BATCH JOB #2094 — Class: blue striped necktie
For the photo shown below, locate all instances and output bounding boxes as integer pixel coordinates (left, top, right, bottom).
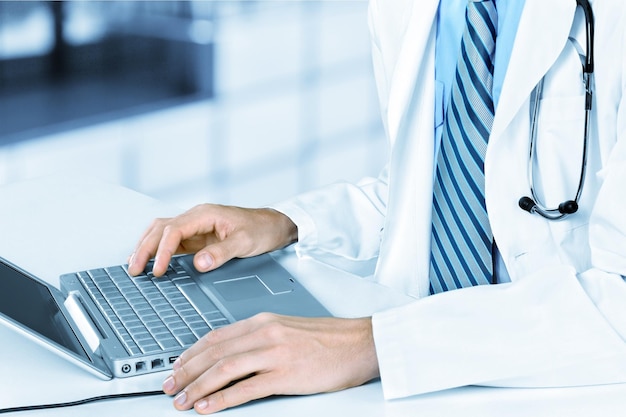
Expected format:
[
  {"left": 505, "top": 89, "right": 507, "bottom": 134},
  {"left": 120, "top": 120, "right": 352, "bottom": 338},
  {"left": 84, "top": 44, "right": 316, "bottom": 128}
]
[{"left": 429, "top": 0, "right": 497, "bottom": 294}]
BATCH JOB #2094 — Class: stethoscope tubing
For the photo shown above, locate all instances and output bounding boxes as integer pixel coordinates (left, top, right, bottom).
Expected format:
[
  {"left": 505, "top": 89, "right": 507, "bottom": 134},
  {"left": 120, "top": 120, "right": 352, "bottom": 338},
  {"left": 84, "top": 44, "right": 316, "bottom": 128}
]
[{"left": 519, "top": 0, "right": 594, "bottom": 221}]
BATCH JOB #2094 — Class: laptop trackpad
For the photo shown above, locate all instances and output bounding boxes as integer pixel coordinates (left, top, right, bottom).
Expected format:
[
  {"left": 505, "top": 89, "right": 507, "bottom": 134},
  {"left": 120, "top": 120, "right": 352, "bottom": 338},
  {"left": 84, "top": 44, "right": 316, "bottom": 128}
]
[{"left": 213, "top": 276, "right": 271, "bottom": 301}]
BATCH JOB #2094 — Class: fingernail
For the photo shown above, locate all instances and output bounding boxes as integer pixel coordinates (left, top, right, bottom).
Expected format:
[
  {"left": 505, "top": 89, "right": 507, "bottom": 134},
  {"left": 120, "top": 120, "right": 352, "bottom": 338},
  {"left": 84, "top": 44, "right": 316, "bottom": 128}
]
[
  {"left": 174, "top": 390, "right": 187, "bottom": 406},
  {"left": 196, "top": 399, "right": 208, "bottom": 411},
  {"left": 162, "top": 376, "right": 175, "bottom": 392},
  {"left": 197, "top": 253, "right": 213, "bottom": 270}
]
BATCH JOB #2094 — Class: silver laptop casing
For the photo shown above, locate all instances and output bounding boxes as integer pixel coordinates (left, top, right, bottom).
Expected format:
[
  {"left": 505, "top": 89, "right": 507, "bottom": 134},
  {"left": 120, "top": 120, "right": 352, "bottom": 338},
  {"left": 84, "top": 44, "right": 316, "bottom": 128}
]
[
  {"left": 0, "top": 257, "right": 112, "bottom": 380},
  {"left": 59, "top": 253, "right": 331, "bottom": 378}
]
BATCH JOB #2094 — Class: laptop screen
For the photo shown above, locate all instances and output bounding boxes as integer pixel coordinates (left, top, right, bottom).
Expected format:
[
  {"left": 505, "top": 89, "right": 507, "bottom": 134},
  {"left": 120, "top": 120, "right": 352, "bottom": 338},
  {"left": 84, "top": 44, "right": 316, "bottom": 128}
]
[{"left": 0, "top": 260, "right": 87, "bottom": 358}]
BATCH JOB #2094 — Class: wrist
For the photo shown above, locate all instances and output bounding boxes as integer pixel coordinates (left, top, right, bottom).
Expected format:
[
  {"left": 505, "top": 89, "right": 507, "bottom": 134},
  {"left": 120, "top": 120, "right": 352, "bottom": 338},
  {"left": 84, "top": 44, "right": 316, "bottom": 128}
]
[{"left": 263, "top": 208, "right": 298, "bottom": 249}]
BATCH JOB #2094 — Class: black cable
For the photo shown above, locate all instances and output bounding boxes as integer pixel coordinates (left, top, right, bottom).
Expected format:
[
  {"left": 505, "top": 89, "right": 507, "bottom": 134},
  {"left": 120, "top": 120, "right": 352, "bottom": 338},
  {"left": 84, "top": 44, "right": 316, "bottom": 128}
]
[{"left": 0, "top": 390, "right": 164, "bottom": 414}]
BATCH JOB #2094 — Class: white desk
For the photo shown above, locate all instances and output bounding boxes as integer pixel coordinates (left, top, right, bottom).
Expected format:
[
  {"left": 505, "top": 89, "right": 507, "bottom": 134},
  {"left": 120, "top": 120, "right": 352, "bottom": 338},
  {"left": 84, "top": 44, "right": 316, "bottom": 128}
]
[{"left": 1, "top": 175, "right": 625, "bottom": 416}]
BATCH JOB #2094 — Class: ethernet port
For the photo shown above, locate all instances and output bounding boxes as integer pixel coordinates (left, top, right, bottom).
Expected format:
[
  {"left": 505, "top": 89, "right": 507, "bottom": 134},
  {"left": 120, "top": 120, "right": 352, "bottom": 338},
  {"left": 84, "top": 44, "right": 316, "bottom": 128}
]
[{"left": 151, "top": 358, "right": 164, "bottom": 369}]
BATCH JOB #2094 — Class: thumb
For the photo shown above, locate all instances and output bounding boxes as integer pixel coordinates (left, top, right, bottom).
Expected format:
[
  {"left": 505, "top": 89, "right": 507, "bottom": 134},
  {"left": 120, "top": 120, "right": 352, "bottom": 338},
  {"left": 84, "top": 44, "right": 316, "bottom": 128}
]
[
  {"left": 193, "top": 237, "right": 244, "bottom": 272},
  {"left": 193, "top": 251, "right": 215, "bottom": 272}
]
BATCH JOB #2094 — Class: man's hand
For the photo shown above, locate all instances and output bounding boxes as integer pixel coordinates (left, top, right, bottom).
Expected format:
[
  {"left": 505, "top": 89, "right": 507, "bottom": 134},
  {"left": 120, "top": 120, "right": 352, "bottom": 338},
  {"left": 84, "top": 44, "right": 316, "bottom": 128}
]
[
  {"left": 161, "top": 313, "right": 379, "bottom": 414},
  {"left": 127, "top": 204, "right": 298, "bottom": 277}
]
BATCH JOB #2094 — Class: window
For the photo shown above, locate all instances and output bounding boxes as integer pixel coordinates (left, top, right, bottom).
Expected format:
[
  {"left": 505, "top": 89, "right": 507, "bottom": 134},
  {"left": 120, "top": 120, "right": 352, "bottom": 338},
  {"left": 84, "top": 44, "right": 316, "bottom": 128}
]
[{"left": 0, "top": 1, "right": 214, "bottom": 144}]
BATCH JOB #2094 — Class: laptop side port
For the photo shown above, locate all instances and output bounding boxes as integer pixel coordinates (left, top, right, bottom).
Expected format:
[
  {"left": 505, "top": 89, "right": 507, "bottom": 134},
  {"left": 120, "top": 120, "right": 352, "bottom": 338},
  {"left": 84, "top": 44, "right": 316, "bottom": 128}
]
[
  {"left": 136, "top": 361, "right": 146, "bottom": 372},
  {"left": 169, "top": 356, "right": 179, "bottom": 365},
  {"left": 151, "top": 358, "right": 164, "bottom": 369}
]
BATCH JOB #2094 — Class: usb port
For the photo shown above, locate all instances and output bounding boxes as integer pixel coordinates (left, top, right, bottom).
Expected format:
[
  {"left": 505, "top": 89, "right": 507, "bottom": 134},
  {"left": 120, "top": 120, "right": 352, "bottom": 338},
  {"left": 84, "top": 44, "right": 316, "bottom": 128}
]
[
  {"left": 151, "top": 358, "right": 164, "bottom": 369},
  {"left": 168, "top": 356, "right": 179, "bottom": 365}
]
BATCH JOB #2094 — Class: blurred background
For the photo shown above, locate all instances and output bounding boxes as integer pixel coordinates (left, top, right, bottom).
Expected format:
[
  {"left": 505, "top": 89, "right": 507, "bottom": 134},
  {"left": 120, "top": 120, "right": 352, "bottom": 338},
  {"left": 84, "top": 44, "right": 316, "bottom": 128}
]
[{"left": 0, "top": 0, "right": 386, "bottom": 209}]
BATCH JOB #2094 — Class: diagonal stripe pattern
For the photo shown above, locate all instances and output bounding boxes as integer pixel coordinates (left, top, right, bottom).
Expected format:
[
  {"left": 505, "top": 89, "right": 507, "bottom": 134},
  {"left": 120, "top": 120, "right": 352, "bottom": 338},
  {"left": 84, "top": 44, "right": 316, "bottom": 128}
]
[{"left": 429, "top": 0, "right": 497, "bottom": 294}]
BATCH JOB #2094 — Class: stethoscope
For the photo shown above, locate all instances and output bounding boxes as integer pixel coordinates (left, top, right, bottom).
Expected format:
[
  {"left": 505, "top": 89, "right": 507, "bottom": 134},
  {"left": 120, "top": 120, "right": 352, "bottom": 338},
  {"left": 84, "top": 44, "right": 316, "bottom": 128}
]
[{"left": 518, "top": 0, "right": 594, "bottom": 220}]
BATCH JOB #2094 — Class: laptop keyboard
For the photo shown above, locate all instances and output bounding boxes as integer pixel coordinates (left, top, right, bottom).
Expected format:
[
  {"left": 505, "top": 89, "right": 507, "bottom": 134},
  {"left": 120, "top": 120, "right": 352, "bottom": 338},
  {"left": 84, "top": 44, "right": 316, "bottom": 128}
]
[{"left": 76, "top": 257, "right": 229, "bottom": 355}]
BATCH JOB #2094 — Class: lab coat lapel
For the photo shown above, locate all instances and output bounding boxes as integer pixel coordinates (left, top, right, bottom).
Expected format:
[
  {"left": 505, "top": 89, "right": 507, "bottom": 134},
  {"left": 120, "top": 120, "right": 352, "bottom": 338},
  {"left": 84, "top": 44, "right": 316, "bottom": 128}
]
[
  {"left": 374, "top": 0, "right": 439, "bottom": 297},
  {"left": 385, "top": 0, "right": 439, "bottom": 142},
  {"left": 491, "top": 0, "right": 577, "bottom": 141}
]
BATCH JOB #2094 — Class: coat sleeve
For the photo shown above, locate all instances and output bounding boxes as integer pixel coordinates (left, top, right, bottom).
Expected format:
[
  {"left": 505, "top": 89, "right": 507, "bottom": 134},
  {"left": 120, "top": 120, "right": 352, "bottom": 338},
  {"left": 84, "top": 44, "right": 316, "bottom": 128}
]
[{"left": 270, "top": 168, "right": 388, "bottom": 277}]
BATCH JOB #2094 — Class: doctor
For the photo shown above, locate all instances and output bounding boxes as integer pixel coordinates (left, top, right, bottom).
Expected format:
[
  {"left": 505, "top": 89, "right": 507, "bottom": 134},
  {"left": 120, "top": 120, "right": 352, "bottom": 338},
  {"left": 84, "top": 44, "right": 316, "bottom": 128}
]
[{"left": 129, "top": 0, "right": 626, "bottom": 414}]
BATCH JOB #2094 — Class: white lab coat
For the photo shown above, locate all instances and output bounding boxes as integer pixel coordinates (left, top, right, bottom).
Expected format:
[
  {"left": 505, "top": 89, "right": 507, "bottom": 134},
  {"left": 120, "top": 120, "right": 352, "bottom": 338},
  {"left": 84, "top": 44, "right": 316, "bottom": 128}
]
[{"left": 273, "top": 0, "right": 626, "bottom": 399}]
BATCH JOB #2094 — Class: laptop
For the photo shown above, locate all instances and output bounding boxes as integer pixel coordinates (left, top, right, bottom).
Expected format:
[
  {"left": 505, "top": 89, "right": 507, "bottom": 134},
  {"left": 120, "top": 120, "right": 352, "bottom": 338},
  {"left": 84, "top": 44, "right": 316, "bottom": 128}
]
[{"left": 0, "top": 253, "right": 330, "bottom": 380}]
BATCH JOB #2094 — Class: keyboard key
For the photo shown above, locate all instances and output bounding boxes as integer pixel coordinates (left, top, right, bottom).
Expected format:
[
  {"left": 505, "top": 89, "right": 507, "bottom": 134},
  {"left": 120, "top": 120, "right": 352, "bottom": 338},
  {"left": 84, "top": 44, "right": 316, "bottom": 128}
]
[
  {"left": 140, "top": 343, "right": 162, "bottom": 354},
  {"left": 177, "top": 282, "right": 219, "bottom": 315},
  {"left": 128, "top": 345, "right": 142, "bottom": 355},
  {"left": 134, "top": 331, "right": 154, "bottom": 343},
  {"left": 171, "top": 263, "right": 187, "bottom": 275},
  {"left": 202, "top": 311, "right": 227, "bottom": 322},
  {"left": 158, "top": 337, "right": 181, "bottom": 349},
  {"left": 176, "top": 334, "right": 198, "bottom": 346},
  {"left": 189, "top": 323, "right": 211, "bottom": 339},
  {"left": 181, "top": 313, "right": 205, "bottom": 327}
]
